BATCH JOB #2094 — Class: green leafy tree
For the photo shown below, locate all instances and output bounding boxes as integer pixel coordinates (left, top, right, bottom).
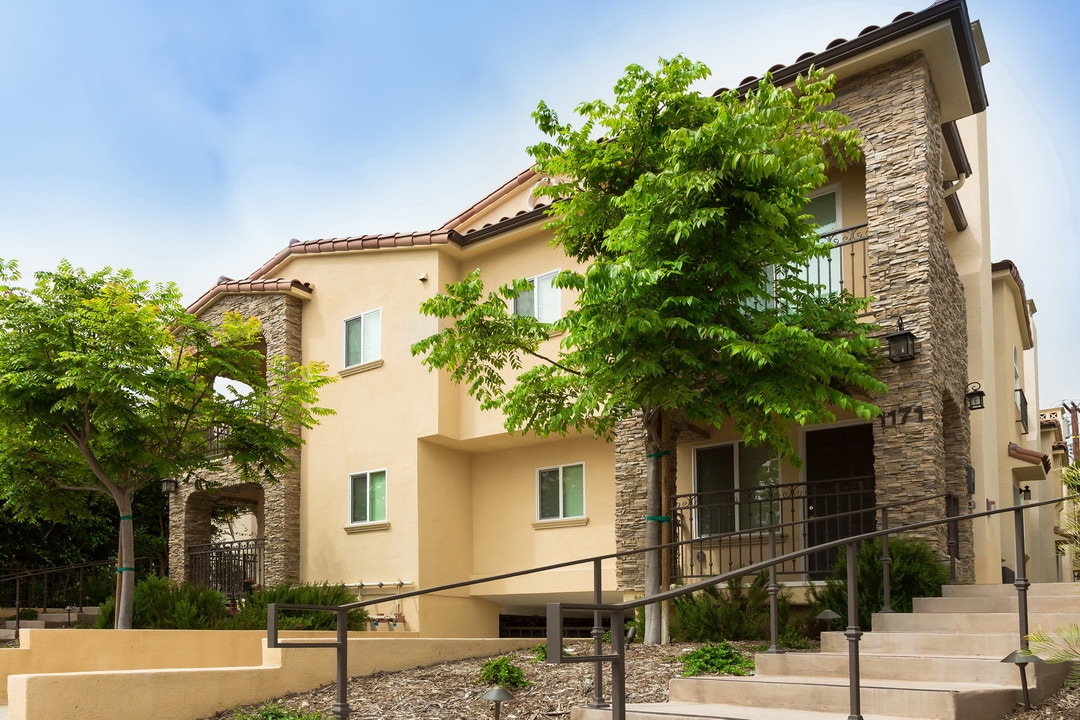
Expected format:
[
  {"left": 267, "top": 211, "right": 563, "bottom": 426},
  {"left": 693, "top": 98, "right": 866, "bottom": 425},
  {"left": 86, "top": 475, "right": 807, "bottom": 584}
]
[
  {"left": 412, "top": 57, "right": 883, "bottom": 644},
  {"left": 0, "top": 260, "right": 334, "bottom": 629}
]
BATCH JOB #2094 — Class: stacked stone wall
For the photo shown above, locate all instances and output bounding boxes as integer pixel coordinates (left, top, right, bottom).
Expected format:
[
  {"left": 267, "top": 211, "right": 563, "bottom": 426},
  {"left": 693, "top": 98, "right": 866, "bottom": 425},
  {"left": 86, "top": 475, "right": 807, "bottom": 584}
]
[
  {"left": 168, "top": 293, "right": 305, "bottom": 587},
  {"left": 836, "top": 54, "right": 973, "bottom": 580}
]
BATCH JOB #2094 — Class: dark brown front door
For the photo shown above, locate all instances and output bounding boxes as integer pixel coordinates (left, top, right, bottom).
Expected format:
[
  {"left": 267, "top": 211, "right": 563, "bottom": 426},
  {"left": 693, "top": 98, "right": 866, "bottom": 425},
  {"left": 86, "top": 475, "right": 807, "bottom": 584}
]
[{"left": 805, "top": 424, "right": 875, "bottom": 578}]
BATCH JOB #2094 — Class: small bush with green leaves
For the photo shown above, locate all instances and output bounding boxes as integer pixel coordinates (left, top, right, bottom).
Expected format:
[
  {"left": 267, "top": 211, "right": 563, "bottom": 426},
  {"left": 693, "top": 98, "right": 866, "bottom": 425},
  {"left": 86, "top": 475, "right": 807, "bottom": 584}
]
[
  {"left": 221, "top": 582, "right": 367, "bottom": 631},
  {"left": 232, "top": 703, "right": 333, "bottom": 720},
  {"left": 96, "top": 575, "right": 229, "bottom": 629},
  {"left": 669, "top": 571, "right": 797, "bottom": 643},
  {"left": 677, "top": 641, "right": 755, "bottom": 677},
  {"left": 809, "top": 537, "right": 949, "bottom": 630},
  {"left": 95, "top": 577, "right": 367, "bottom": 630},
  {"left": 478, "top": 655, "right": 530, "bottom": 689},
  {"left": 9, "top": 608, "right": 38, "bottom": 621}
]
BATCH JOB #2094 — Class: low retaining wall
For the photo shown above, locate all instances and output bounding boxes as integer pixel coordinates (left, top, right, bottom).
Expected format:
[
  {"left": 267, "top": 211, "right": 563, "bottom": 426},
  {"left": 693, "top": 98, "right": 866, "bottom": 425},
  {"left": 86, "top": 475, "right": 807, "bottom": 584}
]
[{"left": 3, "top": 630, "right": 532, "bottom": 720}]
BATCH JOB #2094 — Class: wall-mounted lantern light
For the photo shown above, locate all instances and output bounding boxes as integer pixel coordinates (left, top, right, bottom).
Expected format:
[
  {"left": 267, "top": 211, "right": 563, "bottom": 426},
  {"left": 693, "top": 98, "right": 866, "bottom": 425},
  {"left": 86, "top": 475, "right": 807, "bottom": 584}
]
[
  {"left": 885, "top": 318, "right": 916, "bottom": 362},
  {"left": 965, "top": 382, "right": 986, "bottom": 411},
  {"left": 1018, "top": 485, "right": 1031, "bottom": 502},
  {"left": 160, "top": 477, "right": 178, "bottom": 494}
]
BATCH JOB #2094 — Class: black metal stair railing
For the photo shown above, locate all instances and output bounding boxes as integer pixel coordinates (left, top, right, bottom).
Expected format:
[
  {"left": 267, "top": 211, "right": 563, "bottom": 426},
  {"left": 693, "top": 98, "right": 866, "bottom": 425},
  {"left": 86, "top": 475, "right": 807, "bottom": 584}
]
[{"left": 267, "top": 494, "right": 1068, "bottom": 720}]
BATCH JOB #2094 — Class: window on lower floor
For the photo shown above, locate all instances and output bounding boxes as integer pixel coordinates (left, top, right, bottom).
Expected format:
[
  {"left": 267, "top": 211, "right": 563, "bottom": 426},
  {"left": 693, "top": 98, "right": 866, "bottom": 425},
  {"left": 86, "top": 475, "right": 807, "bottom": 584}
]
[
  {"left": 350, "top": 469, "right": 387, "bottom": 524},
  {"left": 694, "top": 442, "right": 780, "bottom": 536},
  {"left": 537, "top": 462, "right": 584, "bottom": 520}
]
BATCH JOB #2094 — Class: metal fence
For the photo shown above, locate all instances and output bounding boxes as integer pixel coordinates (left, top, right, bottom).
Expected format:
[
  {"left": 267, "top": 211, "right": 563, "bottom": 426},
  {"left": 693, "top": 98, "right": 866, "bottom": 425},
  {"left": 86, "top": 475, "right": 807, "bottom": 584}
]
[{"left": 187, "top": 538, "right": 264, "bottom": 598}]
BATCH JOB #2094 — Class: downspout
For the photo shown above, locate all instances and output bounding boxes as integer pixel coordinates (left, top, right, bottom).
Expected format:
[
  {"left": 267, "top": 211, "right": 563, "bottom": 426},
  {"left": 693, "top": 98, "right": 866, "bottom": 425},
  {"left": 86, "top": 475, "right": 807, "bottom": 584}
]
[{"left": 943, "top": 173, "right": 967, "bottom": 198}]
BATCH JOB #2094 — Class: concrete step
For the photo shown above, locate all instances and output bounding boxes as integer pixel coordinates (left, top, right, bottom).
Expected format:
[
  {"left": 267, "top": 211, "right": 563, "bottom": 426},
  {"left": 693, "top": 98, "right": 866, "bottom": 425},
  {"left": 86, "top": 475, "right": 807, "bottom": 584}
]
[
  {"left": 576, "top": 702, "right": 934, "bottom": 720},
  {"left": 869, "top": 611, "right": 1077, "bottom": 634},
  {"left": 662, "top": 674, "right": 1021, "bottom": 720},
  {"left": 912, "top": 595, "right": 1080, "bottom": 613},
  {"left": 942, "top": 582, "right": 1080, "bottom": 598},
  {"left": 820, "top": 630, "right": 1024, "bottom": 656},
  {"left": 755, "top": 650, "right": 1066, "bottom": 687}
]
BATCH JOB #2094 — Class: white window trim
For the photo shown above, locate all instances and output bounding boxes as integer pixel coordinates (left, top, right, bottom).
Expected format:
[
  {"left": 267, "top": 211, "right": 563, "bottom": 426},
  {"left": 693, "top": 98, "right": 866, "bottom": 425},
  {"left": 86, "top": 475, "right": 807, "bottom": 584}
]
[
  {"left": 535, "top": 461, "right": 586, "bottom": 522},
  {"left": 343, "top": 308, "right": 382, "bottom": 369},
  {"left": 348, "top": 468, "right": 388, "bottom": 527},
  {"left": 511, "top": 270, "right": 561, "bottom": 323}
]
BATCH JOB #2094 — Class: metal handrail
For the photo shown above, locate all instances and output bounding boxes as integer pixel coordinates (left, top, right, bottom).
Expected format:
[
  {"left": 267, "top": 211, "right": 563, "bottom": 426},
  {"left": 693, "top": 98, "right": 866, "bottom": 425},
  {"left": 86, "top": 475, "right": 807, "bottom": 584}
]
[
  {"left": 267, "top": 494, "right": 1069, "bottom": 720},
  {"left": 548, "top": 496, "right": 1069, "bottom": 720}
]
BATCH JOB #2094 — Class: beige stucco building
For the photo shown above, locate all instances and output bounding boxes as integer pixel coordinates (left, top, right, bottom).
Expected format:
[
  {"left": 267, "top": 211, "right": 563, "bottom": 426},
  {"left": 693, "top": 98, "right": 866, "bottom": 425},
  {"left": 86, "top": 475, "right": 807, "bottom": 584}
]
[{"left": 167, "top": 0, "right": 1070, "bottom": 637}]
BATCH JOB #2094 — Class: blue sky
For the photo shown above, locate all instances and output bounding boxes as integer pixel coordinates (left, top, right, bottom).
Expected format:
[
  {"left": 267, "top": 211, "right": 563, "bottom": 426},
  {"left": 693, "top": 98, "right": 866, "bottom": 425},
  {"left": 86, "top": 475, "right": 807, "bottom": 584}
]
[{"left": 0, "top": 0, "right": 1076, "bottom": 408}]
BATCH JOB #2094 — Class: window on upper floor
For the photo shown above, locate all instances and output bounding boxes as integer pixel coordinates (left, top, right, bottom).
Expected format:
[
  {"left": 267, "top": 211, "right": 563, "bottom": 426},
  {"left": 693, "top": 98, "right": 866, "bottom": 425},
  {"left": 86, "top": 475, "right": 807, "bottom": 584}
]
[
  {"left": 537, "top": 462, "right": 584, "bottom": 521},
  {"left": 344, "top": 308, "right": 381, "bottom": 368},
  {"left": 749, "top": 188, "right": 843, "bottom": 311},
  {"left": 350, "top": 469, "right": 387, "bottom": 524},
  {"left": 694, "top": 442, "right": 780, "bottom": 536},
  {"left": 513, "top": 270, "right": 561, "bottom": 323}
]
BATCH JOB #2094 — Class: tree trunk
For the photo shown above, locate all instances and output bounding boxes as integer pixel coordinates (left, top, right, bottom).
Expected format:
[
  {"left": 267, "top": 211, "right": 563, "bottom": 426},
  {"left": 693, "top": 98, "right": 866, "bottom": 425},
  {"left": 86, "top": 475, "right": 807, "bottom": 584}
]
[
  {"left": 643, "top": 409, "right": 664, "bottom": 645},
  {"left": 112, "top": 491, "right": 136, "bottom": 629}
]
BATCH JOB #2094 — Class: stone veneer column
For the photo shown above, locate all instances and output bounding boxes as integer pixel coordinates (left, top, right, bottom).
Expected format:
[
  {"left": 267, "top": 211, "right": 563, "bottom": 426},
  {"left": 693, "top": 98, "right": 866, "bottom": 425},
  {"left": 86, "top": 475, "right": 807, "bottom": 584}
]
[
  {"left": 837, "top": 55, "right": 973, "bottom": 580},
  {"left": 614, "top": 415, "right": 648, "bottom": 593},
  {"left": 168, "top": 293, "right": 305, "bottom": 587}
]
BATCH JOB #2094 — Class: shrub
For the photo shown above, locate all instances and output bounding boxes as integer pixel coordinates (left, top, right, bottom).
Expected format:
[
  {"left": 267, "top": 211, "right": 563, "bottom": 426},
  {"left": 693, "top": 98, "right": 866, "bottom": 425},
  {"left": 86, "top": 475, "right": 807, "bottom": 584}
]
[
  {"left": 233, "top": 704, "right": 333, "bottom": 720},
  {"left": 809, "top": 536, "right": 949, "bottom": 629},
  {"left": 95, "top": 578, "right": 366, "bottom": 630},
  {"left": 96, "top": 576, "right": 228, "bottom": 629},
  {"left": 678, "top": 641, "right": 754, "bottom": 677},
  {"left": 478, "top": 655, "right": 530, "bottom": 689},
  {"left": 221, "top": 582, "right": 367, "bottom": 631},
  {"left": 10, "top": 608, "right": 38, "bottom": 621},
  {"left": 669, "top": 571, "right": 794, "bottom": 642}
]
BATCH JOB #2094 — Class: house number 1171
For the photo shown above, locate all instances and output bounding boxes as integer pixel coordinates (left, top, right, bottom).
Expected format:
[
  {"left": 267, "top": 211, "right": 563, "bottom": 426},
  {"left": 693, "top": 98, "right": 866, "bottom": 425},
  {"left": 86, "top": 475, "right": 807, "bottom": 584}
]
[{"left": 880, "top": 406, "right": 924, "bottom": 427}]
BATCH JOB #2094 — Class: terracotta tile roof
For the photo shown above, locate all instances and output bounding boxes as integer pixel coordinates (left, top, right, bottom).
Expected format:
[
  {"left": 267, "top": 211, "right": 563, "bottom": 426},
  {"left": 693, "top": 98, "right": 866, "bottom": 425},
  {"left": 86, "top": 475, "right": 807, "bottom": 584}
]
[
  {"left": 243, "top": 230, "right": 457, "bottom": 282},
  {"left": 721, "top": 0, "right": 987, "bottom": 120},
  {"left": 1008, "top": 442, "right": 1051, "bottom": 474},
  {"left": 187, "top": 277, "right": 313, "bottom": 316},
  {"left": 440, "top": 167, "right": 538, "bottom": 232}
]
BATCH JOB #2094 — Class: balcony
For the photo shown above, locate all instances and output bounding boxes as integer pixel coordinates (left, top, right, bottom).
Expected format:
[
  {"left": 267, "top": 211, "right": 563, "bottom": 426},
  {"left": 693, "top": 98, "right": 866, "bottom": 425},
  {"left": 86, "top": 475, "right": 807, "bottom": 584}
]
[{"left": 800, "top": 223, "right": 870, "bottom": 302}]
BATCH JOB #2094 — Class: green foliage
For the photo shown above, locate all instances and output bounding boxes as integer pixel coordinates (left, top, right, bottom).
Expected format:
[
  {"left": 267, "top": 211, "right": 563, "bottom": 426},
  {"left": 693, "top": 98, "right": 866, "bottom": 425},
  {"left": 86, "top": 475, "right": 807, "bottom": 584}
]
[
  {"left": 677, "top": 641, "right": 755, "bottom": 677},
  {"left": 8, "top": 608, "right": 38, "bottom": 621},
  {"left": 670, "top": 572, "right": 793, "bottom": 642},
  {"left": 95, "top": 576, "right": 229, "bottom": 629},
  {"left": 412, "top": 58, "right": 882, "bottom": 460},
  {"left": 477, "top": 655, "right": 530, "bottom": 689},
  {"left": 1029, "top": 624, "right": 1080, "bottom": 682},
  {"left": 0, "top": 259, "right": 334, "bottom": 628},
  {"left": 94, "top": 578, "right": 365, "bottom": 630},
  {"left": 232, "top": 704, "right": 333, "bottom": 720},
  {"left": 809, "top": 537, "right": 949, "bottom": 629},
  {"left": 221, "top": 582, "right": 368, "bottom": 631}
]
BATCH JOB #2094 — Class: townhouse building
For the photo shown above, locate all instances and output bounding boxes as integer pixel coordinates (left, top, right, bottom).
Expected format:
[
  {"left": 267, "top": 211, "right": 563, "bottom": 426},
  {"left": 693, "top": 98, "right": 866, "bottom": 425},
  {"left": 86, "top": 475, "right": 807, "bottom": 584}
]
[{"left": 167, "top": 0, "right": 1069, "bottom": 636}]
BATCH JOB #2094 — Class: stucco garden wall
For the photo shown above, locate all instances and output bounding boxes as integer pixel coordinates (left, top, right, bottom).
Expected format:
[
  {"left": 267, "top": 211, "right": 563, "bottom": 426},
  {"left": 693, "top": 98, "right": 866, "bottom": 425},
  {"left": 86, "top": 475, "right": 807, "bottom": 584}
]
[{"left": 4, "top": 630, "right": 530, "bottom": 720}]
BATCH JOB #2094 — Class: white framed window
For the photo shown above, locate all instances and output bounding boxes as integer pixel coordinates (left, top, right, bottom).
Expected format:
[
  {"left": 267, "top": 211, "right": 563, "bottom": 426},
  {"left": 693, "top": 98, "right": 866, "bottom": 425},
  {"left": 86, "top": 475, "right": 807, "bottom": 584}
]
[
  {"left": 537, "top": 462, "right": 585, "bottom": 520},
  {"left": 694, "top": 442, "right": 780, "bottom": 536},
  {"left": 344, "top": 309, "right": 381, "bottom": 368},
  {"left": 513, "top": 270, "right": 560, "bottom": 323},
  {"left": 349, "top": 469, "right": 387, "bottom": 524}
]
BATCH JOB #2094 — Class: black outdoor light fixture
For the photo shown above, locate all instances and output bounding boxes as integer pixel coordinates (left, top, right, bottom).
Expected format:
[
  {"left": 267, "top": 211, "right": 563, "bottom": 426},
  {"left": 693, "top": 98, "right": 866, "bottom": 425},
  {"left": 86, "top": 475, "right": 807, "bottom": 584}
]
[
  {"left": 885, "top": 318, "right": 916, "bottom": 362},
  {"left": 1018, "top": 485, "right": 1032, "bottom": 502},
  {"left": 1001, "top": 650, "right": 1042, "bottom": 709},
  {"left": 965, "top": 382, "right": 986, "bottom": 411},
  {"left": 160, "top": 477, "right": 178, "bottom": 494},
  {"left": 481, "top": 687, "right": 515, "bottom": 720}
]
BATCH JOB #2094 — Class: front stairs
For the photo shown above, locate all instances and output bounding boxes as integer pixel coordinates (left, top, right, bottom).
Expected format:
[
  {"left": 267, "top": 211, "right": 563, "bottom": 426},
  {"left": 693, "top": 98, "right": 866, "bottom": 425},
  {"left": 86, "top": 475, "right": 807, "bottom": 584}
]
[{"left": 576, "top": 583, "right": 1078, "bottom": 720}]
